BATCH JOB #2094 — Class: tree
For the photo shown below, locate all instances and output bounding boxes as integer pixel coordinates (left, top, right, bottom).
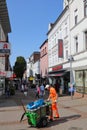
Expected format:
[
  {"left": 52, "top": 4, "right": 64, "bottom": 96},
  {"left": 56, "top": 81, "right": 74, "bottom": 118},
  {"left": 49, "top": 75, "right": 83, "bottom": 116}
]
[{"left": 13, "top": 56, "right": 26, "bottom": 81}]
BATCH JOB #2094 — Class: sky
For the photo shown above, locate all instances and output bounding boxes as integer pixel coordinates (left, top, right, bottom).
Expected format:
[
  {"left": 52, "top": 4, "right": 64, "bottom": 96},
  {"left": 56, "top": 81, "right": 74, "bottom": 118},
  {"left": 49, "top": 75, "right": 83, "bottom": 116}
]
[{"left": 6, "top": 0, "right": 63, "bottom": 66}]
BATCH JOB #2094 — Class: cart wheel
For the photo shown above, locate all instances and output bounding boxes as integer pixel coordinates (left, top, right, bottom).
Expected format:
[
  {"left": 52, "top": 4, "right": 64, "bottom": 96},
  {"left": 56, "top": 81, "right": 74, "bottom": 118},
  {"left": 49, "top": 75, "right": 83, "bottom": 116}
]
[
  {"left": 41, "top": 117, "right": 48, "bottom": 127},
  {"left": 37, "top": 117, "right": 48, "bottom": 128},
  {"left": 28, "top": 118, "right": 32, "bottom": 125}
]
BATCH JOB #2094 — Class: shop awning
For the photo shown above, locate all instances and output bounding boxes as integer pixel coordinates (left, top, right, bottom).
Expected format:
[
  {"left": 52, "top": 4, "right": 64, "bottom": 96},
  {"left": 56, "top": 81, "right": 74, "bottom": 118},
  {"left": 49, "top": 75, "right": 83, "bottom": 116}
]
[
  {"left": 9, "top": 73, "right": 16, "bottom": 80},
  {"left": 48, "top": 72, "right": 65, "bottom": 77},
  {"left": 48, "top": 69, "right": 68, "bottom": 77}
]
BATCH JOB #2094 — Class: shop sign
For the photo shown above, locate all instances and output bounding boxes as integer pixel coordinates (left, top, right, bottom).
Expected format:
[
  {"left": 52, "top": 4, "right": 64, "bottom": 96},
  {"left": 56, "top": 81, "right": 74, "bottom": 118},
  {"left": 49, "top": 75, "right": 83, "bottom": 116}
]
[
  {"left": 9, "top": 73, "right": 16, "bottom": 80},
  {"left": 52, "top": 65, "right": 62, "bottom": 71},
  {"left": 0, "top": 41, "right": 11, "bottom": 54},
  {"left": 0, "top": 71, "right": 6, "bottom": 76}
]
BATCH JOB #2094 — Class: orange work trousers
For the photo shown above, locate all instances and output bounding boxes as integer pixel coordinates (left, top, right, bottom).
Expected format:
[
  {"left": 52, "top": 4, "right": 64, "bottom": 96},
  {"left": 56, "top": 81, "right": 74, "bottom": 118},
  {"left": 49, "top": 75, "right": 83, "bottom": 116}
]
[{"left": 50, "top": 102, "right": 59, "bottom": 119}]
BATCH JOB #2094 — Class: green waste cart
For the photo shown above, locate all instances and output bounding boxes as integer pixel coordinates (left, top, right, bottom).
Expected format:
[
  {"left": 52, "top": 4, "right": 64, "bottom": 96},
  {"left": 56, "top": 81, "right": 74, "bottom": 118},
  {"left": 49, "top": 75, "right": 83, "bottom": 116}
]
[{"left": 20, "top": 101, "right": 52, "bottom": 128}]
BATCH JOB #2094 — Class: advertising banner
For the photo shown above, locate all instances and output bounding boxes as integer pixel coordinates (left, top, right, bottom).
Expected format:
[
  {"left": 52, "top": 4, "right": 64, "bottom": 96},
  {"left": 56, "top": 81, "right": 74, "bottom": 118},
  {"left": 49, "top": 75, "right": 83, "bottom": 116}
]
[{"left": 58, "top": 39, "right": 63, "bottom": 58}]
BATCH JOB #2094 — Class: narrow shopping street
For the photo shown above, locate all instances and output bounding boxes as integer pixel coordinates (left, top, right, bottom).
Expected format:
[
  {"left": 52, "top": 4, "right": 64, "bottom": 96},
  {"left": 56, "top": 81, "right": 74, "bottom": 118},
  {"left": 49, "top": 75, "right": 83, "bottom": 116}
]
[{"left": 0, "top": 88, "right": 87, "bottom": 130}]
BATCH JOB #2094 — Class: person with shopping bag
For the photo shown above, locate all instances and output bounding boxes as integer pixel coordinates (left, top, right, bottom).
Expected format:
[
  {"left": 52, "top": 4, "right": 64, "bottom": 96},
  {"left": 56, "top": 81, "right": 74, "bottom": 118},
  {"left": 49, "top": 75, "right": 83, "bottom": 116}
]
[{"left": 45, "top": 84, "right": 59, "bottom": 121}]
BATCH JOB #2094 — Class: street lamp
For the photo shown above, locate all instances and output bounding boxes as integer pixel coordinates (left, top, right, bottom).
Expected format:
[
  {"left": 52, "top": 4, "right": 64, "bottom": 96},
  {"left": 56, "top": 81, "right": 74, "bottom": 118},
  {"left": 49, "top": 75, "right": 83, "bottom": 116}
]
[
  {"left": 68, "top": 55, "right": 74, "bottom": 99},
  {"left": 66, "top": 0, "right": 74, "bottom": 99}
]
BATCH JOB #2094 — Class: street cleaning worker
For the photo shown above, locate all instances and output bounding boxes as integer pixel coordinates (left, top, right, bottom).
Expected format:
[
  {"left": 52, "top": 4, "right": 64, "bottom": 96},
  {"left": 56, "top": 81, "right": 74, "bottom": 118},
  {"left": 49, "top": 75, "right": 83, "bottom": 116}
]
[{"left": 45, "top": 84, "right": 59, "bottom": 121}]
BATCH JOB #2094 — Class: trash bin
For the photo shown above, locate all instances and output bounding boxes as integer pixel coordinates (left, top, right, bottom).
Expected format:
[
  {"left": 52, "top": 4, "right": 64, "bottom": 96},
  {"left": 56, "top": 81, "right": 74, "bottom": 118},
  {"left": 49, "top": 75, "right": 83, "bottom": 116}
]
[
  {"left": 20, "top": 100, "right": 52, "bottom": 127},
  {"left": 26, "top": 108, "right": 40, "bottom": 126}
]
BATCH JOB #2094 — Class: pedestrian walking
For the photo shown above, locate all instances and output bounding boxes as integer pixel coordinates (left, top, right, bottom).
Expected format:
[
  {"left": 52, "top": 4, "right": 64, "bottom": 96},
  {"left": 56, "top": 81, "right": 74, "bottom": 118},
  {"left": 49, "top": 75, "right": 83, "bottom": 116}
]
[
  {"left": 45, "top": 84, "right": 59, "bottom": 121},
  {"left": 5, "top": 84, "right": 10, "bottom": 97},
  {"left": 35, "top": 84, "right": 40, "bottom": 99},
  {"left": 40, "top": 83, "right": 45, "bottom": 97},
  {"left": 24, "top": 84, "right": 28, "bottom": 96},
  {"left": 21, "top": 83, "right": 24, "bottom": 92}
]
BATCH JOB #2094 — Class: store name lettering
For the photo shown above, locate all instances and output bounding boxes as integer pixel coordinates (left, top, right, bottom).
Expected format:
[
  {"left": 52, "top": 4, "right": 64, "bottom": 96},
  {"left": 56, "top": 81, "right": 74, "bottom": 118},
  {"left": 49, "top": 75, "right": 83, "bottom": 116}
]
[{"left": 52, "top": 65, "right": 62, "bottom": 71}]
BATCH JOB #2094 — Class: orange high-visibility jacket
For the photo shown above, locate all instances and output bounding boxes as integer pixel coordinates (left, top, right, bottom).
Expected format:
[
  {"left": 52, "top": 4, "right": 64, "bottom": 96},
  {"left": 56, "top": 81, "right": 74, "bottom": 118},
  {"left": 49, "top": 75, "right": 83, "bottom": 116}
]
[{"left": 49, "top": 87, "right": 58, "bottom": 102}]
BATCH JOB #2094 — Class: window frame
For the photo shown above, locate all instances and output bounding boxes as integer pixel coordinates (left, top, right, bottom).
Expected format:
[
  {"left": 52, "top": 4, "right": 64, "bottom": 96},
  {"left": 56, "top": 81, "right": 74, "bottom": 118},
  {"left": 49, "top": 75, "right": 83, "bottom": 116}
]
[
  {"left": 74, "top": 9, "right": 78, "bottom": 25},
  {"left": 84, "top": 31, "right": 87, "bottom": 49},
  {"left": 84, "top": 0, "right": 87, "bottom": 16},
  {"left": 74, "top": 36, "right": 78, "bottom": 53}
]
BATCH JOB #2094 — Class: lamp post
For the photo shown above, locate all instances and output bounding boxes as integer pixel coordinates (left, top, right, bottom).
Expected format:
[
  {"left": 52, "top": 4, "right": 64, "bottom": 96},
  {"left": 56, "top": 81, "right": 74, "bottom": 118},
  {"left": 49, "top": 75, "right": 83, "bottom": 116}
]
[
  {"left": 68, "top": 55, "right": 74, "bottom": 99},
  {"left": 67, "top": 0, "right": 74, "bottom": 99}
]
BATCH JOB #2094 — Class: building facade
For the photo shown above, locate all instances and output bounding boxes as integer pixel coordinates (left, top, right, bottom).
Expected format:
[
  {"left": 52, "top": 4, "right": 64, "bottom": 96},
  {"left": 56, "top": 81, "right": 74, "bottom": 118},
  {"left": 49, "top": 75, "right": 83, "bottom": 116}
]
[
  {"left": 46, "top": 0, "right": 87, "bottom": 96},
  {"left": 0, "top": 0, "right": 11, "bottom": 95},
  {"left": 33, "top": 59, "right": 40, "bottom": 79},
  {"left": 40, "top": 39, "right": 48, "bottom": 84},
  {"left": 47, "top": 5, "right": 70, "bottom": 94},
  {"left": 68, "top": 0, "right": 87, "bottom": 95},
  {"left": 26, "top": 52, "right": 40, "bottom": 84}
]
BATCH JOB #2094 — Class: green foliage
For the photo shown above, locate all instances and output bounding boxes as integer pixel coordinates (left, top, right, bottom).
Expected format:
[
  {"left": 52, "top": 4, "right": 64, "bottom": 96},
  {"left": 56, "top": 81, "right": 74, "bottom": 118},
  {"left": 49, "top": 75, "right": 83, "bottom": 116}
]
[{"left": 13, "top": 56, "right": 26, "bottom": 79}]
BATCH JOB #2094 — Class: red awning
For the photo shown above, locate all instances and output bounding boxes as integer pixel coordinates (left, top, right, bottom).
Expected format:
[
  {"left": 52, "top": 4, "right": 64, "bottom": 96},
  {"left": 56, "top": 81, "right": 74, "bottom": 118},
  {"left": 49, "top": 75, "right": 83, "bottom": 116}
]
[{"left": 9, "top": 73, "right": 16, "bottom": 80}]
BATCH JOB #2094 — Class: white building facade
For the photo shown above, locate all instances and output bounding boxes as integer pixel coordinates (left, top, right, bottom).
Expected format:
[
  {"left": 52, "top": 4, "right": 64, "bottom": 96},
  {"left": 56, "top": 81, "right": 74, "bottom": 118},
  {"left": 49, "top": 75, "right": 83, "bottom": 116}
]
[
  {"left": 47, "top": 0, "right": 87, "bottom": 95},
  {"left": 26, "top": 52, "right": 40, "bottom": 84},
  {"left": 26, "top": 56, "right": 34, "bottom": 81},
  {"left": 33, "top": 60, "right": 40, "bottom": 77},
  {"left": 68, "top": 0, "right": 87, "bottom": 95},
  {"left": 26, "top": 58, "right": 30, "bottom": 78},
  {"left": 47, "top": 5, "right": 70, "bottom": 93}
]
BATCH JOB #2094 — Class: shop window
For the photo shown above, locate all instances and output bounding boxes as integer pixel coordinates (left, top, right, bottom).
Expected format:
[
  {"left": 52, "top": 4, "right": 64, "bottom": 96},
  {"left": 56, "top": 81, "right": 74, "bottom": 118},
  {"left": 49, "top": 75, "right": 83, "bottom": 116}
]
[
  {"left": 75, "top": 71, "right": 83, "bottom": 86},
  {"left": 84, "top": 70, "right": 87, "bottom": 93},
  {"left": 76, "top": 70, "right": 87, "bottom": 93},
  {"left": 0, "top": 78, "right": 4, "bottom": 89}
]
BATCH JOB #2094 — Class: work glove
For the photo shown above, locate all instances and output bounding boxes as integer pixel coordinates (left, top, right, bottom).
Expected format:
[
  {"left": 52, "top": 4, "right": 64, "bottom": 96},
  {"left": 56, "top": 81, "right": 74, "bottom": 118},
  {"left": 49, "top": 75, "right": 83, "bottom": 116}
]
[{"left": 47, "top": 98, "right": 50, "bottom": 101}]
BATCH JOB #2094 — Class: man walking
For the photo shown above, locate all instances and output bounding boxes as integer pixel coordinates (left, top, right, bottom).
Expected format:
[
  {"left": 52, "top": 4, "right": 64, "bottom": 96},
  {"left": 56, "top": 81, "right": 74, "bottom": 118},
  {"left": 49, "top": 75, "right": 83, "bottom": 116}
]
[{"left": 45, "top": 84, "right": 59, "bottom": 121}]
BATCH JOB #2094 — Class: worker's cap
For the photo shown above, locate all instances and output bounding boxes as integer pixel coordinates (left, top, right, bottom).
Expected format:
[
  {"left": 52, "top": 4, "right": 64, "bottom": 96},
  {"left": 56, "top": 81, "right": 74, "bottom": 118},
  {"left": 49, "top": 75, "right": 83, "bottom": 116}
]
[{"left": 45, "top": 84, "right": 50, "bottom": 89}]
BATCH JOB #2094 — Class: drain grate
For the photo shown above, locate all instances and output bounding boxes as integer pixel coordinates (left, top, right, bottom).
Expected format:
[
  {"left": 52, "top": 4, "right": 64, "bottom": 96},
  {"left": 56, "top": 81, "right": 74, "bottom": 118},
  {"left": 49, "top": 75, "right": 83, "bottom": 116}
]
[{"left": 68, "top": 127, "right": 83, "bottom": 130}]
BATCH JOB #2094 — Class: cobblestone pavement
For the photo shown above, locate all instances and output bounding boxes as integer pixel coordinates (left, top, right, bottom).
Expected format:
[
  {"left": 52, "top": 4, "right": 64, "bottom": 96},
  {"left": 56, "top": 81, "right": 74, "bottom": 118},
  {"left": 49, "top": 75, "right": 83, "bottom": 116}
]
[{"left": 0, "top": 88, "right": 87, "bottom": 130}]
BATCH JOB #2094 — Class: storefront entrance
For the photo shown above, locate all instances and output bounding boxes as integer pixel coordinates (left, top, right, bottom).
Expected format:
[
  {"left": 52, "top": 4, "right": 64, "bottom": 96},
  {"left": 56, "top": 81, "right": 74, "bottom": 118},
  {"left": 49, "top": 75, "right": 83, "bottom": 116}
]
[{"left": 48, "top": 71, "right": 70, "bottom": 95}]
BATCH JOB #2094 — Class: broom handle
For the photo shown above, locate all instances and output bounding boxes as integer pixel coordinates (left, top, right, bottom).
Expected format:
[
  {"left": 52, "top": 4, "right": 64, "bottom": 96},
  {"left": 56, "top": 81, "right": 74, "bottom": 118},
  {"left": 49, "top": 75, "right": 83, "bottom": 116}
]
[{"left": 20, "top": 100, "right": 26, "bottom": 112}]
